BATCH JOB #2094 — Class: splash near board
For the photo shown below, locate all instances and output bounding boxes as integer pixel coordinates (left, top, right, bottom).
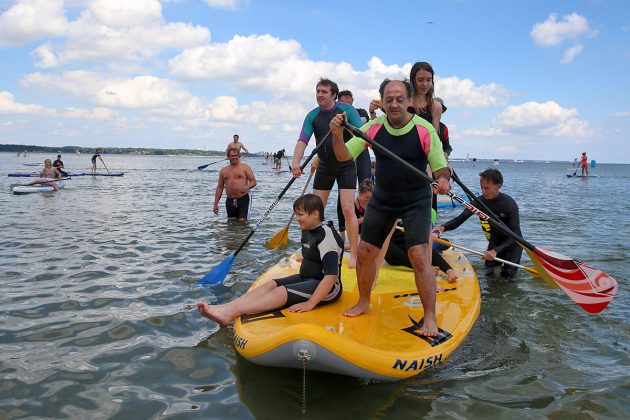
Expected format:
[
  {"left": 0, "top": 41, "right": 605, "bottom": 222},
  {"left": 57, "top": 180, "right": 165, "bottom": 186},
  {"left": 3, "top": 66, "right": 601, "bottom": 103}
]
[{"left": 232, "top": 248, "right": 480, "bottom": 381}]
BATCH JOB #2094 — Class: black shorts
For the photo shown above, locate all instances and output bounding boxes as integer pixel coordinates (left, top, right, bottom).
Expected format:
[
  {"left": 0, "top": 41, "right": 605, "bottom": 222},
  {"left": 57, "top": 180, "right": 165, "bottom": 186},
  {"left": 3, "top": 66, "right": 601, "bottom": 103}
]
[
  {"left": 313, "top": 160, "right": 357, "bottom": 191},
  {"left": 274, "top": 274, "right": 342, "bottom": 306},
  {"left": 225, "top": 193, "right": 251, "bottom": 219},
  {"left": 361, "top": 196, "right": 432, "bottom": 249}
]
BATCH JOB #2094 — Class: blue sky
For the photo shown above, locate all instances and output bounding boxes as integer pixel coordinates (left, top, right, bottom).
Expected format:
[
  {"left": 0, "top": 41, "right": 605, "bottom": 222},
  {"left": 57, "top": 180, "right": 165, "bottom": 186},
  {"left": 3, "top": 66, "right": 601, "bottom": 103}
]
[{"left": 0, "top": 0, "right": 628, "bottom": 163}]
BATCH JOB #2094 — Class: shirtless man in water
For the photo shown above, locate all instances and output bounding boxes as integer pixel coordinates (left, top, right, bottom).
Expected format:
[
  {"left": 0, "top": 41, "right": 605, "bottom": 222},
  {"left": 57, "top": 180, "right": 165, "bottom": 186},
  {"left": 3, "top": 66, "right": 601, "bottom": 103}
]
[
  {"left": 213, "top": 148, "right": 257, "bottom": 221},
  {"left": 226, "top": 134, "right": 249, "bottom": 155}
]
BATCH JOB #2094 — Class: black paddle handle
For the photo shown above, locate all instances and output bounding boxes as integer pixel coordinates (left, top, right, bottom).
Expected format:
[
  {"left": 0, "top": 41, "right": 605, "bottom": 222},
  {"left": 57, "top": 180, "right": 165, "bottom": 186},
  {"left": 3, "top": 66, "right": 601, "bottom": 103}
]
[
  {"left": 340, "top": 120, "right": 535, "bottom": 251},
  {"left": 233, "top": 131, "right": 331, "bottom": 256}
]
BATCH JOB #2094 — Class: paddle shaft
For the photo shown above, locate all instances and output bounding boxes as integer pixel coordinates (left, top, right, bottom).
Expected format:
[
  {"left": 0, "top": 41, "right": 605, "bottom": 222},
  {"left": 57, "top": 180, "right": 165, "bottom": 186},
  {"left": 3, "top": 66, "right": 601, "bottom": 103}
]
[
  {"left": 341, "top": 120, "right": 536, "bottom": 252},
  {"left": 434, "top": 238, "right": 537, "bottom": 275},
  {"left": 287, "top": 169, "right": 315, "bottom": 226},
  {"left": 198, "top": 159, "right": 228, "bottom": 170},
  {"left": 29, "top": 177, "right": 70, "bottom": 185},
  {"left": 98, "top": 156, "right": 110, "bottom": 174},
  {"left": 232, "top": 131, "right": 330, "bottom": 256}
]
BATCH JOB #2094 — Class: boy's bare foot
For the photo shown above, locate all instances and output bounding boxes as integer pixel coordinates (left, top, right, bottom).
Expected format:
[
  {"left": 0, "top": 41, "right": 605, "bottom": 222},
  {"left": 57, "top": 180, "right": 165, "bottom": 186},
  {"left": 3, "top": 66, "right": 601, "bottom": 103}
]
[
  {"left": 197, "top": 302, "right": 232, "bottom": 326},
  {"left": 446, "top": 269, "right": 458, "bottom": 283}
]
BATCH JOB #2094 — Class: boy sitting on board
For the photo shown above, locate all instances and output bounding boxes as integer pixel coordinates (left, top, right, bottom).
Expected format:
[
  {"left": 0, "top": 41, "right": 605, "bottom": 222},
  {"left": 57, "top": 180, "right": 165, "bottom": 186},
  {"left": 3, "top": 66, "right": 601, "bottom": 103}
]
[{"left": 198, "top": 194, "right": 344, "bottom": 326}]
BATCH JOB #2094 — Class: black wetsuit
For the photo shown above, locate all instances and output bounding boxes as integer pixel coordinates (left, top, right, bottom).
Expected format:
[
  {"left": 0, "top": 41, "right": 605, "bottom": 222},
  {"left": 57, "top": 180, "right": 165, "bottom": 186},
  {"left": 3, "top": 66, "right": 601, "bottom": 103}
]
[
  {"left": 274, "top": 220, "right": 344, "bottom": 306},
  {"left": 408, "top": 105, "right": 452, "bottom": 211},
  {"left": 298, "top": 103, "right": 361, "bottom": 190},
  {"left": 385, "top": 224, "right": 453, "bottom": 273},
  {"left": 443, "top": 192, "right": 523, "bottom": 278},
  {"left": 53, "top": 159, "right": 67, "bottom": 177}
]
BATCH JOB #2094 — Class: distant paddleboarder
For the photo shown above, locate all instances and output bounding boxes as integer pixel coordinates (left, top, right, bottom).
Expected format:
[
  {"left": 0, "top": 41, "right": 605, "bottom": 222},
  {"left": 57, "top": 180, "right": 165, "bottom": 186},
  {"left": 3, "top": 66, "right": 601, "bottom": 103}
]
[
  {"left": 91, "top": 148, "right": 102, "bottom": 173},
  {"left": 274, "top": 148, "right": 285, "bottom": 170},
  {"left": 226, "top": 134, "right": 249, "bottom": 155},
  {"left": 53, "top": 154, "right": 68, "bottom": 177},
  {"left": 580, "top": 152, "right": 589, "bottom": 176},
  {"left": 29, "top": 159, "right": 63, "bottom": 191}
]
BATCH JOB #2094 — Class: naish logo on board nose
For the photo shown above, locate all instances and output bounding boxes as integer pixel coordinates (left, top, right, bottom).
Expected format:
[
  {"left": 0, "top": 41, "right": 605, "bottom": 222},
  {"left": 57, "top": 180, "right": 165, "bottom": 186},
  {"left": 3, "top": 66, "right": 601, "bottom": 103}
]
[{"left": 392, "top": 354, "right": 443, "bottom": 372}]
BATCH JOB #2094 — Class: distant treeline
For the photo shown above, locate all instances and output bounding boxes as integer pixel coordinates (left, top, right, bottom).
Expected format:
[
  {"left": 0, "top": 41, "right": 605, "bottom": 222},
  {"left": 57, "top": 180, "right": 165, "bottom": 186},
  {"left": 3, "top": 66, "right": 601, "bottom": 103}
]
[{"left": 0, "top": 144, "right": 225, "bottom": 156}]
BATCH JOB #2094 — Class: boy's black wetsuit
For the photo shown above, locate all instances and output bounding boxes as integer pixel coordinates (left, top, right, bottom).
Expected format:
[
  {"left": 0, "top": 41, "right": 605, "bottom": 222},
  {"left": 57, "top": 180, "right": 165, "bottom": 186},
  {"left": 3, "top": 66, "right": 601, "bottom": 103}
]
[{"left": 274, "top": 220, "right": 344, "bottom": 306}]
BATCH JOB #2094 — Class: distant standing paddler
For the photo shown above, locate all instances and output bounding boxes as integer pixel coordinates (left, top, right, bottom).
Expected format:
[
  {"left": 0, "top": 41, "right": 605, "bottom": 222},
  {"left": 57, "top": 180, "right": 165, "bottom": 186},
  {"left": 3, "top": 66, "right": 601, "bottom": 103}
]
[
  {"left": 226, "top": 134, "right": 249, "bottom": 155},
  {"left": 581, "top": 152, "right": 589, "bottom": 176},
  {"left": 91, "top": 148, "right": 102, "bottom": 173}
]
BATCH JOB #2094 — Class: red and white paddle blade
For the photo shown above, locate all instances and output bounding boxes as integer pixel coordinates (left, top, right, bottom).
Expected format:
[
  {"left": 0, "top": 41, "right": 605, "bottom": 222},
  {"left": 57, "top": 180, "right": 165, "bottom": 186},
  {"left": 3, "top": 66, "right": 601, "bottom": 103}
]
[{"left": 530, "top": 248, "right": 618, "bottom": 314}]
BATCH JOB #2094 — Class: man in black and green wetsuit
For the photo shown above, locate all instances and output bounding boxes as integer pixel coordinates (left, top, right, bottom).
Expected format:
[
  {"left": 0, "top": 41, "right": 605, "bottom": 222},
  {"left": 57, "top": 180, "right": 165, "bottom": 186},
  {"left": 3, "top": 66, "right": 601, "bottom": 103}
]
[
  {"left": 291, "top": 78, "right": 363, "bottom": 268},
  {"left": 330, "top": 79, "right": 451, "bottom": 338}
]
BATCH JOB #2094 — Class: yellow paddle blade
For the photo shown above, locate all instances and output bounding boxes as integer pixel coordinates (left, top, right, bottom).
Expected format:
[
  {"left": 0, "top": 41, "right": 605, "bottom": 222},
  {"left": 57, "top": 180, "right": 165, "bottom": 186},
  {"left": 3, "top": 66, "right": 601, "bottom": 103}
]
[
  {"left": 522, "top": 265, "right": 541, "bottom": 278},
  {"left": 267, "top": 225, "right": 289, "bottom": 249}
]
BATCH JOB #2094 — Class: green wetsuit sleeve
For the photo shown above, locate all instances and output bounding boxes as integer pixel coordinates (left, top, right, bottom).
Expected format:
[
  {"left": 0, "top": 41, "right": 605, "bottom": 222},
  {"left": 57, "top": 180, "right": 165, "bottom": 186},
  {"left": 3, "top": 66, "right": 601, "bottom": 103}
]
[
  {"left": 346, "top": 137, "right": 366, "bottom": 160},
  {"left": 345, "top": 117, "right": 383, "bottom": 160},
  {"left": 427, "top": 128, "right": 447, "bottom": 171}
]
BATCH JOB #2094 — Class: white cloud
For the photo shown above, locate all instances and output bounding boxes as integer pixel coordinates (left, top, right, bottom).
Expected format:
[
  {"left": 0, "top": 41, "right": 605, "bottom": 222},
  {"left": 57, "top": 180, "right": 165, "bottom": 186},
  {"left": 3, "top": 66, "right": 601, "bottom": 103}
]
[
  {"left": 0, "top": 0, "right": 69, "bottom": 47},
  {"left": 0, "top": 90, "right": 122, "bottom": 124},
  {"left": 0, "top": 91, "right": 49, "bottom": 115},
  {"left": 561, "top": 44, "right": 584, "bottom": 63},
  {"left": 531, "top": 13, "right": 596, "bottom": 47},
  {"left": 461, "top": 127, "right": 506, "bottom": 138},
  {"left": 543, "top": 118, "right": 594, "bottom": 137},
  {"left": 19, "top": 70, "right": 311, "bottom": 135},
  {"left": 170, "top": 36, "right": 510, "bottom": 111},
  {"left": 88, "top": 0, "right": 162, "bottom": 28},
  {"left": 494, "top": 101, "right": 578, "bottom": 128},
  {"left": 204, "top": 0, "right": 240, "bottom": 10},
  {"left": 61, "top": 107, "right": 117, "bottom": 120},
  {"left": 22, "top": 71, "right": 193, "bottom": 109},
  {"left": 490, "top": 101, "right": 594, "bottom": 138},
  {"left": 610, "top": 111, "right": 630, "bottom": 117},
  {"left": 437, "top": 77, "right": 510, "bottom": 108},
  {"left": 12, "top": 0, "right": 211, "bottom": 68}
]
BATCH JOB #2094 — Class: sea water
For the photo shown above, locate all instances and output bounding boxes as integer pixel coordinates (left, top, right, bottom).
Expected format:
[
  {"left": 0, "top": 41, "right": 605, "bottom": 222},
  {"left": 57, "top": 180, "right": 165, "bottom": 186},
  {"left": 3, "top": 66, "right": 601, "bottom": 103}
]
[{"left": 1, "top": 153, "right": 628, "bottom": 418}]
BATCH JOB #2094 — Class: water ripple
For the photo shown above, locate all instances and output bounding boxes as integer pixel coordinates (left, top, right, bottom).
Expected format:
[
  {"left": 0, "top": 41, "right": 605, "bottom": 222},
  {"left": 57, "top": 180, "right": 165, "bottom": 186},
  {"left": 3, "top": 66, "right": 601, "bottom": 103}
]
[{"left": 1, "top": 155, "right": 628, "bottom": 418}]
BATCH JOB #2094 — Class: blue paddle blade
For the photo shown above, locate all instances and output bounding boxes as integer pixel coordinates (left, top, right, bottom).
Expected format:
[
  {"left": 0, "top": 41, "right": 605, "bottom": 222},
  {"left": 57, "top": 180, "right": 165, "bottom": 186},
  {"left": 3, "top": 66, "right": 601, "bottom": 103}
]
[
  {"left": 197, "top": 164, "right": 209, "bottom": 170},
  {"left": 197, "top": 255, "right": 235, "bottom": 285}
]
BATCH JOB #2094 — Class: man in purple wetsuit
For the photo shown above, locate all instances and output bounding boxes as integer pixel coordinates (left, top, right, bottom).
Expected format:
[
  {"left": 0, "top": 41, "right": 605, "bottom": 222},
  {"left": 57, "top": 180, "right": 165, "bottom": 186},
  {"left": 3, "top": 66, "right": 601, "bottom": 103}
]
[{"left": 291, "top": 78, "right": 363, "bottom": 268}]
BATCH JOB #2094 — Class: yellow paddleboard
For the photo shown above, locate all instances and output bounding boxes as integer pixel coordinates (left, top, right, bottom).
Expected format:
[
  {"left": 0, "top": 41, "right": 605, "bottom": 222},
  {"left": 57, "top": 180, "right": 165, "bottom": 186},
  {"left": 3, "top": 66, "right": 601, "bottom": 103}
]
[{"left": 233, "top": 248, "right": 480, "bottom": 381}]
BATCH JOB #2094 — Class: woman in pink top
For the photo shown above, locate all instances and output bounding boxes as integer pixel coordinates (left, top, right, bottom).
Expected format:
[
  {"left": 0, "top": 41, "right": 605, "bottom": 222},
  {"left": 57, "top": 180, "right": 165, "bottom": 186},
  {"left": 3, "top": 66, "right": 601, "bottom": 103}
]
[{"left": 30, "top": 159, "right": 63, "bottom": 191}]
